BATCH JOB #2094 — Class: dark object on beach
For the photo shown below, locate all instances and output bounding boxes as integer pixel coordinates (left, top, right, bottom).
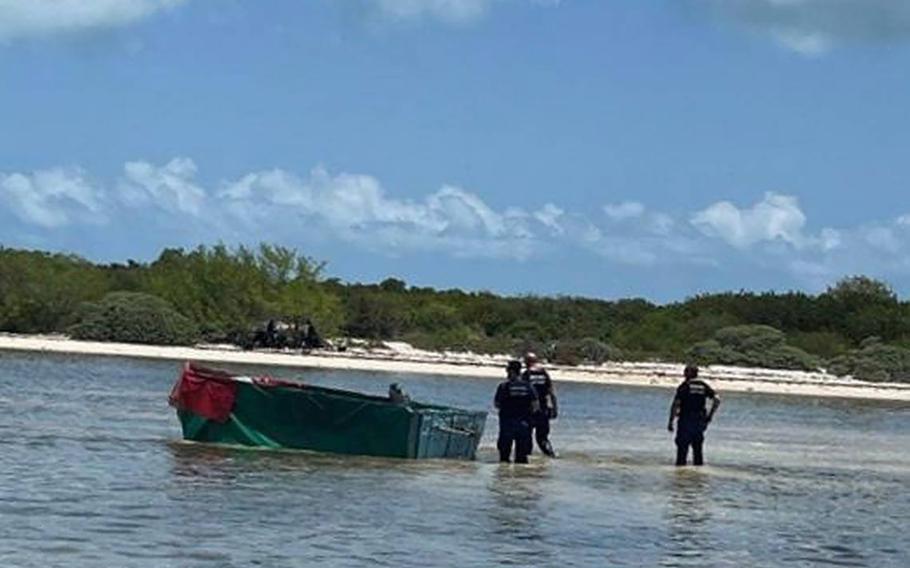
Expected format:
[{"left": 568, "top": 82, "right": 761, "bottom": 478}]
[
  {"left": 230, "top": 318, "right": 325, "bottom": 351},
  {"left": 169, "top": 363, "right": 487, "bottom": 460}
]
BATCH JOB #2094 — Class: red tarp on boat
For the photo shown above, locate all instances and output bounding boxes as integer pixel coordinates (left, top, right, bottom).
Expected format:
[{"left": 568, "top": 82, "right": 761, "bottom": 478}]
[{"left": 168, "top": 363, "right": 238, "bottom": 423}]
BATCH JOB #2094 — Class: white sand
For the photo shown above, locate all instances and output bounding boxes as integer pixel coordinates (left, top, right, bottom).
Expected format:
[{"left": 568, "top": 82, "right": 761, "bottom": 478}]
[{"left": 1, "top": 333, "right": 909, "bottom": 402}]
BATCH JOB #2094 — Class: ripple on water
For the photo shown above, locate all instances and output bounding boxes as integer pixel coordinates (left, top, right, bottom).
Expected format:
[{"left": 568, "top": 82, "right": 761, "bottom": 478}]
[{"left": 0, "top": 353, "right": 908, "bottom": 567}]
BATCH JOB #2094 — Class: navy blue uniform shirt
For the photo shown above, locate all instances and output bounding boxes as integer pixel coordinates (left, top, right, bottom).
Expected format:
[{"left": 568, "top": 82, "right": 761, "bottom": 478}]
[
  {"left": 522, "top": 367, "right": 552, "bottom": 406},
  {"left": 495, "top": 380, "right": 538, "bottom": 421},
  {"left": 674, "top": 379, "right": 716, "bottom": 424}
]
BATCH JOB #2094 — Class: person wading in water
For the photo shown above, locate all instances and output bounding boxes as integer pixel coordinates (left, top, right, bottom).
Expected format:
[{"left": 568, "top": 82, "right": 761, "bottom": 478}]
[
  {"left": 522, "top": 352, "right": 558, "bottom": 457},
  {"left": 667, "top": 365, "right": 721, "bottom": 466},
  {"left": 494, "top": 360, "right": 539, "bottom": 463}
]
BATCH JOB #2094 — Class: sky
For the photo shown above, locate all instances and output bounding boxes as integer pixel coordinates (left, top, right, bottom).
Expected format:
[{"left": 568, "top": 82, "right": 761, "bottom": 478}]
[{"left": 1, "top": 0, "right": 910, "bottom": 302}]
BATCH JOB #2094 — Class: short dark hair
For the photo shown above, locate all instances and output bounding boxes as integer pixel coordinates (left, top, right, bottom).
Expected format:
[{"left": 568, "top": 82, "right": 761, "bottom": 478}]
[
  {"left": 684, "top": 365, "right": 699, "bottom": 379},
  {"left": 507, "top": 360, "right": 523, "bottom": 374}
]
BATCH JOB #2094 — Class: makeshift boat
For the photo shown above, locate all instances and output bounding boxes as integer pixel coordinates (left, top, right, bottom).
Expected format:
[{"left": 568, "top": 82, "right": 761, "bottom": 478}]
[{"left": 168, "top": 363, "right": 487, "bottom": 460}]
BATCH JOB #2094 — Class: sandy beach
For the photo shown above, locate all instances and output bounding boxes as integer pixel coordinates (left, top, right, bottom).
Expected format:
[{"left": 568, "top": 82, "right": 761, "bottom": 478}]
[{"left": 1, "top": 333, "right": 908, "bottom": 402}]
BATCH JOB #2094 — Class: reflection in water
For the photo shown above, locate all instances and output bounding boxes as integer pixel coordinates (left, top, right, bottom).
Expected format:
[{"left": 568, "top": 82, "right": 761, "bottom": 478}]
[
  {"left": 485, "top": 464, "right": 554, "bottom": 565},
  {"left": 663, "top": 469, "right": 713, "bottom": 566}
]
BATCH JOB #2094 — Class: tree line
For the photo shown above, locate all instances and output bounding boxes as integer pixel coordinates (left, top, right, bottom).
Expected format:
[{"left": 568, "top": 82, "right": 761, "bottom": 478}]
[{"left": 2, "top": 244, "right": 910, "bottom": 382}]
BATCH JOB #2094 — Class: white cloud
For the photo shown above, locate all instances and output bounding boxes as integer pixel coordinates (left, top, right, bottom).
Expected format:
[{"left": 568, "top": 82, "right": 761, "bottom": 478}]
[
  {"left": 369, "top": 0, "right": 491, "bottom": 23},
  {"left": 0, "top": 0, "right": 187, "bottom": 42},
  {"left": 218, "top": 165, "right": 535, "bottom": 259},
  {"left": 10, "top": 157, "right": 910, "bottom": 284},
  {"left": 534, "top": 203, "right": 565, "bottom": 235},
  {"left": 691, "top": 192, "right": 823, "bottom": 248},
  {"left": 0, "top": 167, "right": 104, "bottom": 228},
  {"left": 698, "top": 0, "right": 910, "bottom": 55},
  {"left": 360, "top": 0, "right": 559, "bottom": 24},
  {"left": 604, "top": 201, "right": 645, "bottom": 221},
  {"left": 119, "top": 158, "right": 206, "bottom": 216}
]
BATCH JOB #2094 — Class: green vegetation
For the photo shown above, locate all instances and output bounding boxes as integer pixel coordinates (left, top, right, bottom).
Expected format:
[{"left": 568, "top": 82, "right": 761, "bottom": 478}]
[
  {"left": 69, "top": 292, "right": 198, "bottom": 345},
  {"left": 3, "top": 245, "right": 910, "bottom": 381},
  {"left": 827, "top": 338, "right": 910, "bottom": 383},
  {"left": 686, "top": 325, "right": 820, "bottom": 372}
]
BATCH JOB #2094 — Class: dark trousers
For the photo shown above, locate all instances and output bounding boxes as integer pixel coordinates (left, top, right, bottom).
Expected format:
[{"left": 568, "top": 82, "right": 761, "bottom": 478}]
[
  {"left": 498, "top": 418, "right": 532, "bottom": 463},
  {"left": 531, "top": 413, "right": 555, "bottom": 457},
  {"left": 675, "top": 421, "right": 705, "bottom": 466}
]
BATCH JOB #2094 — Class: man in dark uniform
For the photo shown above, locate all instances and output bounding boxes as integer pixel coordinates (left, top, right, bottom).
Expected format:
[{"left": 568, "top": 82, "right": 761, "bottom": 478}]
[
  {"left": 667, "top": 365, "right": 721, "bottom": 466},
  {"left": 522, "top": 352, "right": 558, "bottom": 457},
  {"left": 494, "top": 360, "right": 539, "bottom": 463}
]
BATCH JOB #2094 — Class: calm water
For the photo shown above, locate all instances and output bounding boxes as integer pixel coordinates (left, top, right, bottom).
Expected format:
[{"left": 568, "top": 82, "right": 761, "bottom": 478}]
[{"left": 0, "top": 353, "right": 908, "bottom": 567}]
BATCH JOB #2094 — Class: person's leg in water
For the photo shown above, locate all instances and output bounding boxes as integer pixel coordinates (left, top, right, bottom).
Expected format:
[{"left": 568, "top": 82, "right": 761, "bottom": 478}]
[
  {"left": 515, "top": 420, "right": 532, "bottom": 464},
  {"left": 675, "top": 427, "right": 692, "bottom": 466},
  {"left": 534, "top": 414, "right": 556, "bottom": 457},
  {"left": 691, "top": 432, "right": 705, "bottom": 466},
  {"left": 497, "top": 420, "right": 515, "bottom": 463}
]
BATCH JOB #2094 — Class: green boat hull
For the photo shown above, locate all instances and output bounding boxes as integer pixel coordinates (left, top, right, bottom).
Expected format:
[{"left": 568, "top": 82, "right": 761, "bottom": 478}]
[{"left": 176, "top": 379, "right": 487, "bottom": 460}]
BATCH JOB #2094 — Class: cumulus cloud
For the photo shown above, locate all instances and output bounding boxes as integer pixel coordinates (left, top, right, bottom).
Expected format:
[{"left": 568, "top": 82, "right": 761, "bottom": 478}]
[
  {"left": 218, "top": 166, "right": 535, "bottom": 259},
  {"left": 119, "top": 158, "right": 206, "bottom": 216},
  {"left": 0, "top": 167, "right": 105, "bottom": 228},
  {"left": 697, "top": 0, "right": 910, "bottom": 55},
  {"left": 692, "top": 192, "right": 822, "bottom": 248},
  {"left": 0, "top": 0, "right": 188, "bottom": 42},
  {"left": 9, "top": 157, "right": 910, "bottom": 284}
]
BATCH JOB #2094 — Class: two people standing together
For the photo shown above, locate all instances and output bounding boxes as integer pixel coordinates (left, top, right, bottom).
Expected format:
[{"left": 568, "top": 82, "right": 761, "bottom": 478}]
[
  {"left": 494, "top": 352, "right": 558, "bottom": 464},
  {"left": 495, "top": 358, "right": 721, "bottom": 466}
]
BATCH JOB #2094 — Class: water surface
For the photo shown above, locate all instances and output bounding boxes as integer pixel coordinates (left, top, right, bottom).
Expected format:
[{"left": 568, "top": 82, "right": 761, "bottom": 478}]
[{"left": 0, "top": 353, "right": 907, "bottom": 567}]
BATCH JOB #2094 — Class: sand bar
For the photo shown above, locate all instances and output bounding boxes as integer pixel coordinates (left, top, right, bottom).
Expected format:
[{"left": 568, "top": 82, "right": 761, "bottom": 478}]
[{"left": 1, "top": 333, "right": 909, "bottom": 402}]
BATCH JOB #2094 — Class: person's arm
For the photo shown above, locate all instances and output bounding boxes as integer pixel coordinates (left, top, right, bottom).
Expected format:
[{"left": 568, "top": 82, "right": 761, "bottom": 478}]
[
  {"left": 547, "top": 376, "right": 558, "bottom": 419},
  {"left": 529, "top": 384, "right": 541, "bottom": 414},
  {"left": 706, "top": 395, "right": 721, "bottom": 424},
  {"left": 667, "top": 397, "right": 680, "bottom": 432},
  {"left": 494, "top": 384, "right": 503, "bottom": 409}
]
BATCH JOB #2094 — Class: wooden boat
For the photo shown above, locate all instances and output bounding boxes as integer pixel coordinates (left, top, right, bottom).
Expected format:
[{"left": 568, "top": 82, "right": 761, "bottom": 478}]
[{"left": 168, "top": 363, "right": 486, "bottom": 460}]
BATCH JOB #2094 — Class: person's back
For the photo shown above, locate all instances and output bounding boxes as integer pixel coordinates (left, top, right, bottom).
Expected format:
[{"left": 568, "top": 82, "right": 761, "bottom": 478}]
[
  {"left": 676, "top": 378, "right": 713, "bottom": 424},
  {"left": 668, "top": 365, "right": 720, "bottom": 466},
  {"left": 495, "top": 360, "right": 538, "bottom": 463}
]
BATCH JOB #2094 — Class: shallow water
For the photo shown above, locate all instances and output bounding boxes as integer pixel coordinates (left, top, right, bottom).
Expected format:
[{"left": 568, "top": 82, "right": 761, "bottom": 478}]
[{"left": 0, "top": 353, "right": 908, "bottom": 567}]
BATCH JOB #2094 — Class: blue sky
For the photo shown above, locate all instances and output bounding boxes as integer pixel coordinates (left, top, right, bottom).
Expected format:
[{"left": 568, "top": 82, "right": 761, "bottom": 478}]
[{"left": 2, "top": 0, "right": 910, "bottom": 301}]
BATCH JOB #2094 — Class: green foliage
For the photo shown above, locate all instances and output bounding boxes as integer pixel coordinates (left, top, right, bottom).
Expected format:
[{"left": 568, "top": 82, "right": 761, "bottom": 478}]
[
  {"left": 69, "top": 292, "right": 198, "bottom": 345},
  {"left": 686, "top": 325, "right": 821, "bottom": 371},
  {"left": 0, "top": 249, "right": 109, "bottom": 333},
  {"left": 5, "top": 244, "right": 910, "bottom": 375},
  {"left": 787, "top": 331, "right": 850, "bottom": 360},
  {"left": 827, "top": 337, "right": 910, "bottom": 383}
]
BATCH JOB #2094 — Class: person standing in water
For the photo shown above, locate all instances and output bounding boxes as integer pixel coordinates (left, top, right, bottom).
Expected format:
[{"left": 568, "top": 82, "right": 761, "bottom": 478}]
[
  {"left": 667, "top": 365, "right": 721, "bottom": 466},
  {"left": 494, "top": 360, "right": 539, "bottom": 463},
  {"left": 522, "top": 352, "right": 558, "bottom": 457}
]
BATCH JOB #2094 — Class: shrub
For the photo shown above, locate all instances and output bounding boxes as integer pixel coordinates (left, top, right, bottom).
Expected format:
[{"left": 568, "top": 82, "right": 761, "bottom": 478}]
[
  {"left": 686, "top": 325, "right": 820, "bottom": 371},
  {"left": 827, "top": 337, "right": 910, "bottom": 383},
  {"left": 69, "top": 292, "right": 198, "bottom": 345}
]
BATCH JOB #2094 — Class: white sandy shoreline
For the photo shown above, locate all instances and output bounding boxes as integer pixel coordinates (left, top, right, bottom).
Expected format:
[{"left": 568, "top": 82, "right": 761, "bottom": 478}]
[{"left": 1, "top": 333, "right": 909, "bottom": 402}]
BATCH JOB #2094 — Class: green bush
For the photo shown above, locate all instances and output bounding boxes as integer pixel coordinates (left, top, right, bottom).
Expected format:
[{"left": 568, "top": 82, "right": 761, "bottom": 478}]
[
  {"left": 686, "top": 325, "right": 820, "bottom": 371},
  {"left": 69, "top": 292, "right": 198, "bottom": 345},
  {"left": 827, "top": 337, "right": 910, "bottom": 383}
]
